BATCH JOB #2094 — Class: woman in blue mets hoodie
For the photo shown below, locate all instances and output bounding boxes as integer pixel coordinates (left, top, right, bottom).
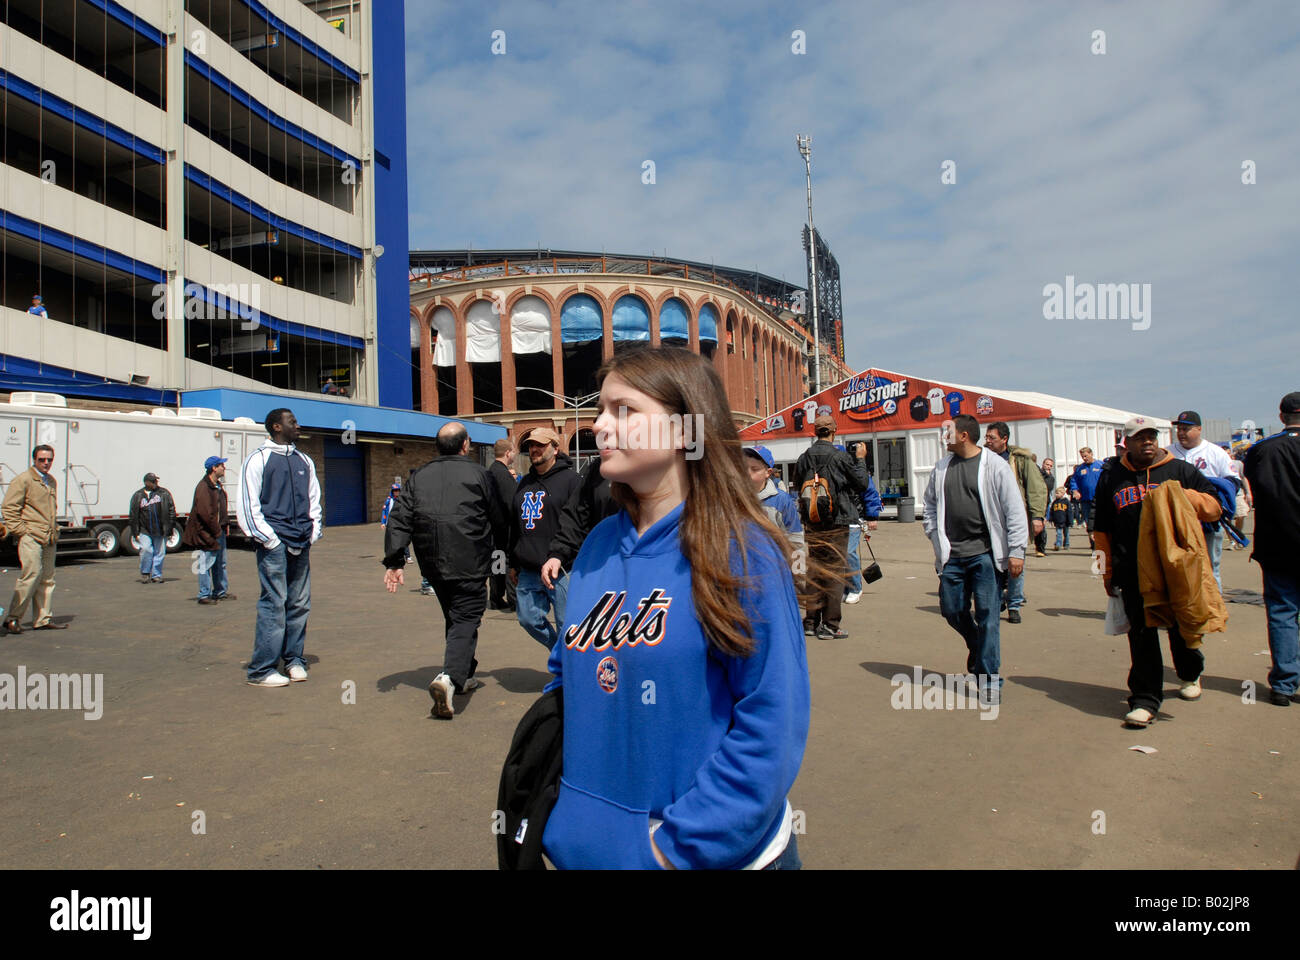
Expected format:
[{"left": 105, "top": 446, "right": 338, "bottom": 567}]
[{"left": 541, "top": 346, "right": 811, "bottom": 870}]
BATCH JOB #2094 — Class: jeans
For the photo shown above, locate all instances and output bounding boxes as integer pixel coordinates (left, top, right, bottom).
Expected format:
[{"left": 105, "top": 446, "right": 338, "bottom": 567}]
[
  {"left": 516, "top": 567, "right": 569, "bottom": 650},
  {"left": 197, "top": 535, "right": 229, "bottom": 599},
  {"left": 938, "top": 551, "right": 1002, "bottom": 689},
  {"left": 1121, "top": 584, "right": 1202, "bottom": 712},
  {"left": 761, "top": 834, "right": 802, "bottom": 871},
  {"left": 1054, "top": 525, "right": 1070, "bottom": 548},
  {"left": 999, "top": 566, "right": 1026, "bottom": 612},
  {"left": 430, "top": 577, "right": 487, "bottom": 689},
  {"left": 248, "top": 543, "right": 311, "bottom": 680},
  {"left": 1206, "top": 525, "right": 1224, "bottom": 591},
  {"left": 845, "top": 525, "right": 862, "bottom": 594},
  {"left": 138, "top": 532, "right": 166, "bottom": 578},
  {"left": 1262, "top": 566, "right": 1300, "bottom": 696}
]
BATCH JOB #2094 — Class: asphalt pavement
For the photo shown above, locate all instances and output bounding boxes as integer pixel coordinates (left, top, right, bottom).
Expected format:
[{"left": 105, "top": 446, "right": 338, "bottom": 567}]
[{"left": 0, "top": 517, "right": 1293, "bottom": 869}]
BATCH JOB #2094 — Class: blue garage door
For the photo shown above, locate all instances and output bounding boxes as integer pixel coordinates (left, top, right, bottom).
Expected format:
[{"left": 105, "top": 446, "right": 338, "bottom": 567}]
[{"left": 323, "top": 437, "right": 366, "bottom": 526}]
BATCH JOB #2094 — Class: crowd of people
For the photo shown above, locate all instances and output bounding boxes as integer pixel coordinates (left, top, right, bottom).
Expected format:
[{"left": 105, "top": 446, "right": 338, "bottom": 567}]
[{"left": 2, "top": 346, "right": 1296, "bottom": 868}]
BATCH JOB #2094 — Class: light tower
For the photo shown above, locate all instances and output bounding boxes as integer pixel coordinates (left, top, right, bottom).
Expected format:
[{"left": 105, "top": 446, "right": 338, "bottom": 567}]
[{"left": 796, "top": 134, "right": 821, "bottom": 395}]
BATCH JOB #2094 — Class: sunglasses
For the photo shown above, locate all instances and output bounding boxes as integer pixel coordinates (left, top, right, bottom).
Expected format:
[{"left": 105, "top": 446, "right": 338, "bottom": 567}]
[{"left": 35, "top": 457, "right": 54, "bottom": 463}]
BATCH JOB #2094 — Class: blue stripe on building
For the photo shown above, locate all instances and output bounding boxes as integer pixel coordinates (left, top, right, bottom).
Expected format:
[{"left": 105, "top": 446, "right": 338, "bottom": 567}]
[
  {"left": 370, "top": 0, "right": 412, "bottom": 408},
  {"left": 0, "top": 208, "right": 165, "bottom": 283},
  {"left": 183, "top": 166, "right": 364, "bottom": 259},
  {"left": 0, "top": 70, "right": 166, "bottom": 164},
  {"left": 185, "top": 54, "right": 361, "bottom": 169}
]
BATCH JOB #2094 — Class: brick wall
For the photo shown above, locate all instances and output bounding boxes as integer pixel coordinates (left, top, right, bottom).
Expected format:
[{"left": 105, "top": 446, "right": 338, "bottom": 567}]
[{"left": 365, "top": 440, "right": 439, "bottom": 521}]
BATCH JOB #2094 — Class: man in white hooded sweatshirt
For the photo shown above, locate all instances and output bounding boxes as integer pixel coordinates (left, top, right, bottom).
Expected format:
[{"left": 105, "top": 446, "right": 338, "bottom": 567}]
[{"left": 922, "top": 413, "right": 1028, "bottom": 705}]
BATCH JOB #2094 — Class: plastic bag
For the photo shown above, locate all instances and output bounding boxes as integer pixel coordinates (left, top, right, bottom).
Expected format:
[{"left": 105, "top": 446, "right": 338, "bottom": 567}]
[{"left": 1104, "top": 595, "right": 1130, "bottom": 635}]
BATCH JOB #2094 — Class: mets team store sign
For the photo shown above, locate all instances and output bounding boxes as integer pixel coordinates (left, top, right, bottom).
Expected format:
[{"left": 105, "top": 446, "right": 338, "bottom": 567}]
[{"left": 739, "top": 368, "right": 1053, "bottom": 441}]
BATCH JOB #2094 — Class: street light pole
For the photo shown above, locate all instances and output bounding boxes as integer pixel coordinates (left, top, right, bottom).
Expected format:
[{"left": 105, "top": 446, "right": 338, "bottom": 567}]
[
  {"left": 515, "top": 386, "right": 600, "bottom": 467},
  {"left": 796, "top": 134, "right": 821, "bottom": 395}
]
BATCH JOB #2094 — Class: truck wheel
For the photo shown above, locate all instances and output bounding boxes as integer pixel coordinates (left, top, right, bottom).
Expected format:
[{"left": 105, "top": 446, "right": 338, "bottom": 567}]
[
  {"left": 91, "top": 523, "right": 122, "bottom": 558},
  {"left": 122, "top": 533, "right": 141, "bottom": 556},
  {"left": 167, "top": 527, "right": 182, "bottom": 550}
]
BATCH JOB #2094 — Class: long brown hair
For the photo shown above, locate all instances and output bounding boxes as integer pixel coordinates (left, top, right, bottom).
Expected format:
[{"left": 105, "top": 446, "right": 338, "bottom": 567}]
[{"left": 597, "top": 347, "right": 840, "bottom": 657}]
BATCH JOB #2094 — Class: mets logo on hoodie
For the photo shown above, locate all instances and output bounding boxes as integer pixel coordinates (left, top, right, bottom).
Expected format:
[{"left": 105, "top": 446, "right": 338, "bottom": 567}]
[
  {"left": 564, "top": 589, "right": 673, "bottom": 652},
  {"left": 520, "top": 490, "right": 546, "bottom": 529}
]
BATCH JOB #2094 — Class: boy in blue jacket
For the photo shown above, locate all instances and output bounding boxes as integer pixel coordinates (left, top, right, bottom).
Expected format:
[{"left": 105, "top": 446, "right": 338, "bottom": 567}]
[{"left": 1049, "top": 487, "right": 1072, "bottom": 550}]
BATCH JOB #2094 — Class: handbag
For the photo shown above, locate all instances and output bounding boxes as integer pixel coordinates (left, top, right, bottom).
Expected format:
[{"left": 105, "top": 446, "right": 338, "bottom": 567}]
[{"left": 861, "top": 536, "right": 883, "bottom": 584}]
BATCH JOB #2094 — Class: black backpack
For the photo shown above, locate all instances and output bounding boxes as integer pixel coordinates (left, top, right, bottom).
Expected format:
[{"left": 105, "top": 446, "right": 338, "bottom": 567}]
[{"left": 497, "top": 688, "right": 564, "bottom": 870}]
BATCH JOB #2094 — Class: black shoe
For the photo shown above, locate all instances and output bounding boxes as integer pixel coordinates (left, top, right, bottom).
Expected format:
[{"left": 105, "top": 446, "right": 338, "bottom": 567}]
[
  {"left": 803, "top": 621, "right": 818, "bottom": 637},
  {"left": 1268, "top": 689, "right": 1292, "bottom": 707},
  {"left": 1000, "top": 600, "right": 1007, "bottom": 612},
  {"left": 1007, "top": 609, "right": 1022, "bottom": 624},
  {"left": 816, "top": 625, "right": 848, "bottom": 639}
]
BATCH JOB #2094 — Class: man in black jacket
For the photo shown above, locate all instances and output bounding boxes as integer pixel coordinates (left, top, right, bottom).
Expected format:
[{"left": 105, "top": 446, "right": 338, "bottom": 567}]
[
  {"left": 487, "top": 438, "right": 518, "bottom": 611},
  {"left": 383, "top": 423, "right": 507, "bottom": 719},
  {"left": 509, "top": 427, "right": 581, "bottom": 651},
  {"left": 1244, "top": 391, "right": 1300, "bottom": 708},
  {"left": 792, "top": 414, "right": 868, "bottom": 639},
  {"left": 129, "top": 472, "right": 176, "bottom": 584},
  {"left": 540, "top": 457, "right": 618, "bottom": 590}
]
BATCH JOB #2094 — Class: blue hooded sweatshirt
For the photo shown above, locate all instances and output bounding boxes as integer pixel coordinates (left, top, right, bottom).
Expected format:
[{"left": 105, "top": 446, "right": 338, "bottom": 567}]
[{"left": 541, "top": 501, "right": 810, "bottom": 870}]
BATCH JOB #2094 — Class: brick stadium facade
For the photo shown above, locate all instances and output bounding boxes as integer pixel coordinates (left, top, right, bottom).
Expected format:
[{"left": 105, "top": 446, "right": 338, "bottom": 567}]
[{"left": 408, "top": 253, "right": 851, "bottom": 457}]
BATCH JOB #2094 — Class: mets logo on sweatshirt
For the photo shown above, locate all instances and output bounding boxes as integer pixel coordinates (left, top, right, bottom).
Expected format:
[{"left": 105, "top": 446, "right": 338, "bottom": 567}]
[
  {"left": 565, "top": 589, "right": 673, "bottom": 652},
  {"left": 520, "top": 491, "right": 546, "bottom": 529},
  {"left": 596, "top": 656, "right": 619, "bottom": 692}
]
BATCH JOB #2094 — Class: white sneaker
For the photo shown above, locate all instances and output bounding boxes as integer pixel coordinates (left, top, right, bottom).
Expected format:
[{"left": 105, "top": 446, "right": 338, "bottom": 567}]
[
  {"left": 248, "top": 672, "right": 290, "bottom": 687},
  {"left": 288, "top": 664, "right": 309, "bottom": 682},
  {"left": 844, "top": 592, "right": 862, "bottom": 605},
  {"left": 1178, "top": 679, "right": 1202, "bottom": 701},
  {"left": 428, "top": 672, "right": 455, "bottom": 718},
  {"left": 1124, "top": 706, "right": 1156, "bottom": 726}
]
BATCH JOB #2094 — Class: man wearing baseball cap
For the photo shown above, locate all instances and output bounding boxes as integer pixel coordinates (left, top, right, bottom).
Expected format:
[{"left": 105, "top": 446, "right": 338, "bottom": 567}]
[
  {"left": 182, "top": 456, "right": 235, "bottom": 604},
  {"left": 1169, "top": 410, "right": 1236, "bottom": 590},
  {"left": 1244, "top": 392, "right": 1300, "bottom": 707},
  {"left": 1093, "top": 416, "right": 1223, "bottom": 726},
  {"left": 129, "top": 471, "right": 176, "bottom": 584},
  {"left": 508, "top": 426, "right": 581, "bottom": 651},
  {"left": 792, "top": 413, "right": 868, "bottom": 639}
]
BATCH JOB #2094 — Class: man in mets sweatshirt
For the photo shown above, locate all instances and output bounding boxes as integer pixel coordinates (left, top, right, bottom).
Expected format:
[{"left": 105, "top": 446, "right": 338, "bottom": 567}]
[
  {"left": 236, "top": 408, "right": 322, "bottom": 687},
  {"left": 1093, "top": 417, "right": 1221, "bottom": 726}
]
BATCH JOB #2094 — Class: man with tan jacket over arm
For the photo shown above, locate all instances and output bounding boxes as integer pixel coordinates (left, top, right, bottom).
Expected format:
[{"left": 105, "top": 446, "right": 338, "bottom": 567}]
[{"left": 3, "top": 444, "right": 66, "bottom": 633}]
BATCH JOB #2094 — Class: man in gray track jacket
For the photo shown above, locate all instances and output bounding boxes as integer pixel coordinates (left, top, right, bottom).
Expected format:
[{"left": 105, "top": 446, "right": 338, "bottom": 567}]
[{"left": 922, "top": 414, "right": 1028, "bottom": 704}]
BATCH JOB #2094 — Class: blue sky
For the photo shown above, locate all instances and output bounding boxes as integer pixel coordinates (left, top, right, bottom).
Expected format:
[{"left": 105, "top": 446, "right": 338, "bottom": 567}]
[{"left": 404, "top": 0, "right": 1300, "bottom": 432}]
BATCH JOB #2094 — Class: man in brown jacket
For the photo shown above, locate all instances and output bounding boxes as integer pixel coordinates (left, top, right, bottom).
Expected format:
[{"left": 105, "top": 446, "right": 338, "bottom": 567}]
[
  {"left": 183, "top": 456, "right": 236, "bottom": 605},
  {"left": 2, "top": 444, "right": 66, "bottom": 632}
]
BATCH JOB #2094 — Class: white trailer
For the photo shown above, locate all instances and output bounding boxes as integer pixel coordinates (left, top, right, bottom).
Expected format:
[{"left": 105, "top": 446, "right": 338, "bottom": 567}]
[{"left": 0, "top": 392, "right": 266, "bottom": 557}]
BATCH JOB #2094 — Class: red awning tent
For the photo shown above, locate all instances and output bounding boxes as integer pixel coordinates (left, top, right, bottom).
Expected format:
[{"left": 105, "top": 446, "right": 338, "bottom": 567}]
[{"left": 740, "top": 367, "right": 1171, "bottom": 504}]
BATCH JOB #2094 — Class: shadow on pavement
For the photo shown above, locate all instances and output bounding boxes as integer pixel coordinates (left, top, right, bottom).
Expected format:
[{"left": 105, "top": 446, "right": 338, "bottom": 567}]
[
  {"left": 860, "top": 661, "right": 957, "bottom": 684},
  {"left": 377, "top": 665, "right": 442, "bottom": 694},
  {"left": 484, "top": 666, "right": 551, "bottom": 694},
  {"left": 915, "top": 605, "right": 941, "bottom": 615},
  {"left": 1013, "top": 675, "right": 1132, "bottom": 719},
  {"left": 1036, "top": 607, "right": 1106, "bottom": 620},
  {"left": 1163, "top": 667, "right": 1243, "bottom": 697}
]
